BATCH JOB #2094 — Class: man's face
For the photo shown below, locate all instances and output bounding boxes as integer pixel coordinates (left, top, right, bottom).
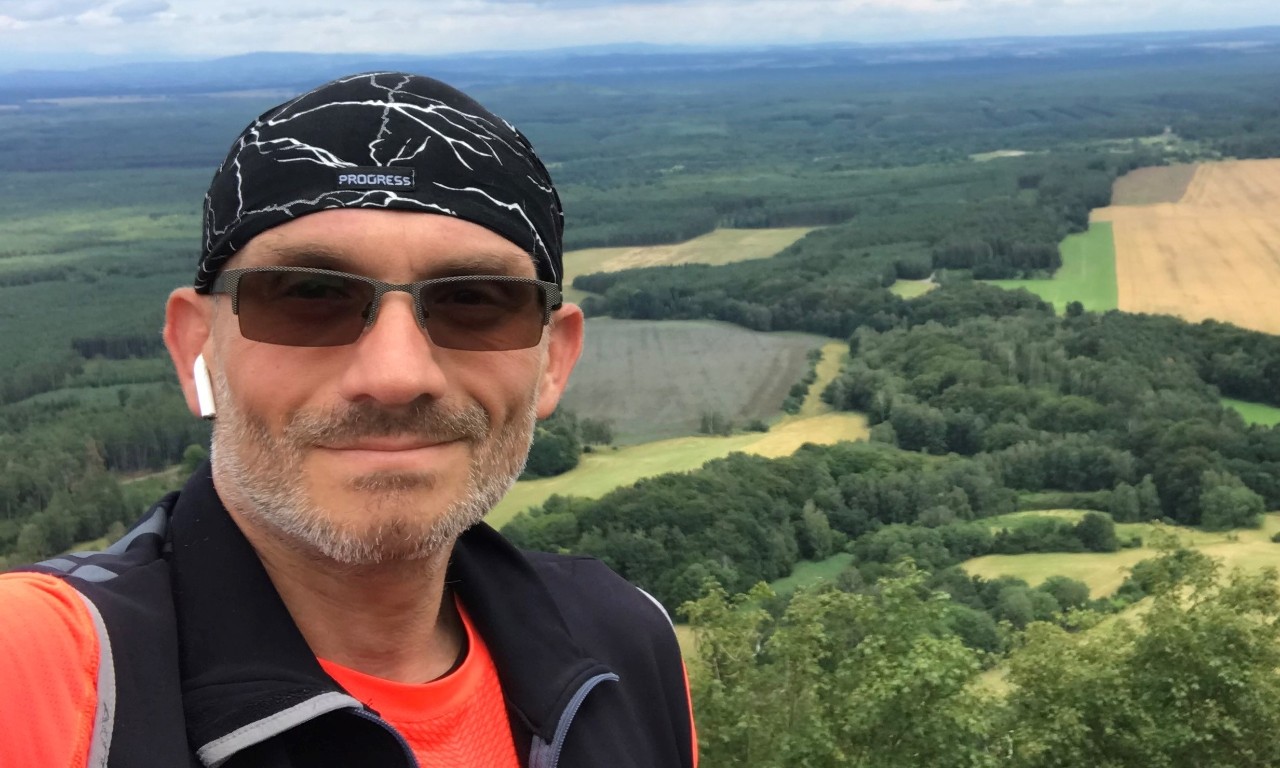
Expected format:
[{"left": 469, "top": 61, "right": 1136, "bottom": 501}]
[{"left": 194, "top": 209, "right": 578, "bottom": 565}]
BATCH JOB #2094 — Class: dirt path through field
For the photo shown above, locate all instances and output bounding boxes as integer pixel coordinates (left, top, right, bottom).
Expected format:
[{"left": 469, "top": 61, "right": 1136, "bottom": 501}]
[{"left": 1093, "top": 159, "right": 1280, "bottom": 334}]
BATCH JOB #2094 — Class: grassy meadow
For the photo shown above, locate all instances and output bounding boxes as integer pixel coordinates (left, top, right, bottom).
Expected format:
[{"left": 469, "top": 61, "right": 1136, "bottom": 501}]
[
  {"left": 986, "top": 221, "right": 1119, "bottom": 313},
  {"left": 561, "top": 227, "right": 814, "bottom": 304},
  {"left": 1223, "top": 397, "right": 1280, "bottom": 426},
  {"left": 888, "top": 278, "right": 938, "bottom": 299},
  {"left": 963, "top": 510, "right": 1280, "bottom": 597},
  {"left": 768, "top": 552, "right": 855, "bottom": 596}
]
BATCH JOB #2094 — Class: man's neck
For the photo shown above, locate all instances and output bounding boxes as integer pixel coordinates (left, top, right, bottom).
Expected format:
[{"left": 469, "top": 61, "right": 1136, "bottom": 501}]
[{"left": 231, "top": 514, "right": 466, "bottom": 685}]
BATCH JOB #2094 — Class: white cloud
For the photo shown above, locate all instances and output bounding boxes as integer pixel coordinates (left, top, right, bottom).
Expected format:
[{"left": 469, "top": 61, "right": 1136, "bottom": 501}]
[
  {"left": 1, "top": 0, "right": 1279, "bottom": 65},
  {"left": 112, "top": 0, "right": 168, "bottom": 21},
  {"left": 0, "top": 0, "right": 104, "bottom": 21}
]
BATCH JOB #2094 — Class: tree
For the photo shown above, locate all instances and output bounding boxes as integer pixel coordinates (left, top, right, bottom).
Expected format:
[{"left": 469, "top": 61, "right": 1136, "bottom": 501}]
[
  {"left": 994, "top": 585, "right": 1036, "bottom": 629},
  {"left": 182, "top": 444, "right": 209, "bottom": 474},
  {"left": 1108, "top": 482, "right": 1140, "bottom": 523},
  {"left": 1199, "top": 470, "right": 1265, "bottom": 531},
  {"left": 579, "top": 418, "right": 614, "bottom": 446},
  {"left": 1074, "top": 512, "right": 1119, "bottom": 552},
  {"left": 523, "top": 425, "right": 581, "bottom": 478},
  {"left": 889, "top": 402, "right": 948, "bottom": 454},
  {"left": 1038, "top": 575, "right": 1091, "bottom": 611},
  {"left": 1136, "top": 475, "right": 1162, "bottom": 521},
  {"left": 797, "top": 502, "right": 837, "bottom": 560}
]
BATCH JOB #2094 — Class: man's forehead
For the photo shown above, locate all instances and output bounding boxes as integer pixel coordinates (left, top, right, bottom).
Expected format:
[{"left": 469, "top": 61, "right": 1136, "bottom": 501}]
[{"left": 230, "top": 210, "right": 537, "bottom": 278}]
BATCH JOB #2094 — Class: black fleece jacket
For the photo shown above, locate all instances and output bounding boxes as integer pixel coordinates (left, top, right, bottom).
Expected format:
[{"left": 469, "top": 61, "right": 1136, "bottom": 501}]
[{"left": 24, "top": 465, "right": 696, "bottom": 768}]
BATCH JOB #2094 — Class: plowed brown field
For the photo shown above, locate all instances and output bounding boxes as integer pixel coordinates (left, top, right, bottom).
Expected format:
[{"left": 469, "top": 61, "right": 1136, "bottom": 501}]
[{"left": 1093, "top": 159, "right": 1280, "bottom": 334}]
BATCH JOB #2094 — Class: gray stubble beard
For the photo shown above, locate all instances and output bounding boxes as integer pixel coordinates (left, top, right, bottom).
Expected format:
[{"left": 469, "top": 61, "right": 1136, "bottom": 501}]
[{"left": 208, "top": 367, "right": 536, "bottom": 566}]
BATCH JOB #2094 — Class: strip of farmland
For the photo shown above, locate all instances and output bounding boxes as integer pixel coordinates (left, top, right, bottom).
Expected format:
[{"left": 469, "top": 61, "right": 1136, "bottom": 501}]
[{"left": 1093, "top": 158, "right": 1280, "bottom": 335}]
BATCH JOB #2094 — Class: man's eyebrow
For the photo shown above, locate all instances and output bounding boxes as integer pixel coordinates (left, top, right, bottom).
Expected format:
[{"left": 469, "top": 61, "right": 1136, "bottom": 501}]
[
  {"left": 253, "top": 244, "right": 534, "bottom": 277},
  {"left": 429, "top": 252, "right": 535, "bottom": 277},
  {"left": 256, "top": 245, "right": 352, "bottom": 271}
]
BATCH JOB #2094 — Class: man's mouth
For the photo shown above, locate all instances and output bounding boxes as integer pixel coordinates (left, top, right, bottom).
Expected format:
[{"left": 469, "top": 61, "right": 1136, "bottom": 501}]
[{"left": 324, "top": 437, "right": 458, "bottom": 452}]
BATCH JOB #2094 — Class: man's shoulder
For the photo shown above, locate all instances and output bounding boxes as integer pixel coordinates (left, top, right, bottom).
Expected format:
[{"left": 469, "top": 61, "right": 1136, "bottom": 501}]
[
  {"left": 519, "top": 549, "right": 677, "bottom": 644},
  {"left": 16, "top": 499, "right": 174, "bottom": 589}
]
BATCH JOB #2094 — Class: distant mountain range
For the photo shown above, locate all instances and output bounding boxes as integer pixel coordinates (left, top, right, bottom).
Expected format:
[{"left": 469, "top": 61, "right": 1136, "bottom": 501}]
[{"left": 2, "top": 26, "right": 1279, "bottom": 101}]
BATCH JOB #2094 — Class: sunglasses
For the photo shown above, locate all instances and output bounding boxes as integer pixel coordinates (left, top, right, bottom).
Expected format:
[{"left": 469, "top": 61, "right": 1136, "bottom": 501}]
[{"left": 209, "top": 266, "right": 562, "bottom": 350}]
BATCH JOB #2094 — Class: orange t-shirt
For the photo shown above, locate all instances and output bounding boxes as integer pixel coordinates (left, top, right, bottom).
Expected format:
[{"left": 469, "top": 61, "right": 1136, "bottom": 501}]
[{"left": 318, "top": 601, "right": 520, "bottom": 768}]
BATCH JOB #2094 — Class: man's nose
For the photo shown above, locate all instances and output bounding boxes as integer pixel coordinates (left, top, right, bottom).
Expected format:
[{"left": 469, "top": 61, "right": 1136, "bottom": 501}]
[{"left": 335, "top": 293, "right": 448, "bottom": 406}]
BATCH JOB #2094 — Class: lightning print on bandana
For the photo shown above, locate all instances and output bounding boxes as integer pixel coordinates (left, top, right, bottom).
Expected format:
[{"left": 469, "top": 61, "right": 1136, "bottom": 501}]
[{"left": 199, "top": 72, "right": 562, "bottom": 291}]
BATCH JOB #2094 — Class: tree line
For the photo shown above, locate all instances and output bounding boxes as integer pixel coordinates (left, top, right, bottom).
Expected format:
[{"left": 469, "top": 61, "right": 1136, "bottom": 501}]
[{"left": 0, "top": 387, "right": 208, "bottom": 563}]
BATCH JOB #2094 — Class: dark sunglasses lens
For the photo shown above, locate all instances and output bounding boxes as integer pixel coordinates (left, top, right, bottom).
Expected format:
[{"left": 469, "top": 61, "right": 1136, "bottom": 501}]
[
  {"left": 420, "top": 279, "right": 546, "bottom": 351},
  {"left": 236, "top": 271, "right": 374, "bottom": 347}
]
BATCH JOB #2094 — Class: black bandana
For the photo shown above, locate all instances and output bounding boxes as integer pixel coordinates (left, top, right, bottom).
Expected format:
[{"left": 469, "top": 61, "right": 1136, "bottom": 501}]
[{"left": 197, "top": 71, "right": 563, "bottom": 291}]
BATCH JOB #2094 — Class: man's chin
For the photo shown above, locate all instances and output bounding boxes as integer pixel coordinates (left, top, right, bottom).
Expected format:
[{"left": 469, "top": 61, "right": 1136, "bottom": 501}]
[
  {"left": 288, "top": 510, "right": 461, "bottom": 566},
  {"left": 292, "top": 480, "right": 485, "bottom": 565}
]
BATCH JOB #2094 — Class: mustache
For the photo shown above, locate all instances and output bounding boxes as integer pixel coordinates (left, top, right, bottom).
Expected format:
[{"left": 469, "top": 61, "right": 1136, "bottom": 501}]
[{"left": 280, "top": 399, "right": 491, "bottom": 446}]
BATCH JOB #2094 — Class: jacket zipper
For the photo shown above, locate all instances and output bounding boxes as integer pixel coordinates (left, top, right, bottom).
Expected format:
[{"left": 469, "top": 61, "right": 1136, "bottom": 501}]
[
  {"left": 352, "top": 707, "right": 419, "bottom": 767},
  {"left": 531, "top": 672, "right": 620, "bottom": 768}
]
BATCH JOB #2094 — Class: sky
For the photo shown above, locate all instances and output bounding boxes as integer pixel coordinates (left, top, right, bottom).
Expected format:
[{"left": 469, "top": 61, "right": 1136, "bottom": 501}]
[{"left": 2, "top": 0, "right": 1280, "bottom": 70}]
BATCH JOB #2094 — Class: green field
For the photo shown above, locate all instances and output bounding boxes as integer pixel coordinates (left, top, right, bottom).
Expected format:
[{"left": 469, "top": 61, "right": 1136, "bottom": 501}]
[
  {"left": 986, "top": 222, "right": 1119, "bottom": 313},
  {"left": 888, "top": 278, "right": 938, "bottom": 299},
  {"left": 560, "top": 318, "right": 826, "bottom": 444},
  {"left": 768, "top": 553, "right": 855, "bottom": 596},
  {"left": 964, "top": 511, "right": 1280, "bottom": 597},
  {"left": 982, "top": 509, "right": 1094, "bottom": 529},
  {"left": 1223, "top": 397, "right": 1280, "bottom": 427},
  {"left": 561, "top": 227, "right": 814, "bottom": 304}
]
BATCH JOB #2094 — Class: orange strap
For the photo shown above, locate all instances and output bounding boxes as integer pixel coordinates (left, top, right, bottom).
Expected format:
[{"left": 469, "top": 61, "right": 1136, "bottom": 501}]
[
  {"left": 0, "top": 572, "right": 100, "bottom": 768},
  {"left": 684, "top": 661, "right": 700, "bottom": 768}
]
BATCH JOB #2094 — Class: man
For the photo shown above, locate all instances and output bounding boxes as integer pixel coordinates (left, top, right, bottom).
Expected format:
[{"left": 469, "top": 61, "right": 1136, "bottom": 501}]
[{"left": 0, "top": 72, "right": 697, "bottom": 767}]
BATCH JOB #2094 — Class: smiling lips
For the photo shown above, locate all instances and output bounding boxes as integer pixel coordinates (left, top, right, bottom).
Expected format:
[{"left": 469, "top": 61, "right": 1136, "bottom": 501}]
[{"left": 325, "top": 437, "right": 458, "bottom": 452}]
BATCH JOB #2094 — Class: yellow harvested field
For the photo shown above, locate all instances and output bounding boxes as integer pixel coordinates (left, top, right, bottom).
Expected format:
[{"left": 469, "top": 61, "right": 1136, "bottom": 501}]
[
  {"left": 742, "top": 412, "right": 870, "bottom": 458},
  {"left": 566, "top": 227, "right": 813, "bottom": 273},
  {"left": 561, "top": 227, "right": 813, "bottom": 303},
  {"left": 1093, "top": 159, "right": 1280, "bottom": 334}
]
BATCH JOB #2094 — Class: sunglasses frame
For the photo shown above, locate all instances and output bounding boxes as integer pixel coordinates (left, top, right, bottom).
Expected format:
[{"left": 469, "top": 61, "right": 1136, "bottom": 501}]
[{"left": 209, "top": 266, "right": 563, "bottom": 349}]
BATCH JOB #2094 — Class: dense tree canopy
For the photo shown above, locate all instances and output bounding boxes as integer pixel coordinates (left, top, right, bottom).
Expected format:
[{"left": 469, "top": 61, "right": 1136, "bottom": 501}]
[{"left": 686, "top": 548, "right": 1280, "bottom": 768}]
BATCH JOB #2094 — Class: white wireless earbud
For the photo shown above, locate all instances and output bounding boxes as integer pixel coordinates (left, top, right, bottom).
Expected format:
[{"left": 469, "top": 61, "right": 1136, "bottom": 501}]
[{"left": 193, "top": 354, "right": 217, "bottom": 420}]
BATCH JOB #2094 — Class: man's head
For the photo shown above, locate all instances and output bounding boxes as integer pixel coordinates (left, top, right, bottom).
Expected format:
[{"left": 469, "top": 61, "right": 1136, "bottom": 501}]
[
  {"left": 163, "top": 73, "right": 583, "bottom": 567},
  {"left": 198, "top": 71, "right": 565, "bottom": 288}
]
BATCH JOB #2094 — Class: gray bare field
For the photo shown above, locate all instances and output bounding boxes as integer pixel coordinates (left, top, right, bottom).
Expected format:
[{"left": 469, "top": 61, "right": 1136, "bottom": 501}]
[
  {"left": 560, "top": 318, "right": 825, "bottom": 444},
  {"left": 1109, "top": 163, "right": 1198, "bottom": 205}
]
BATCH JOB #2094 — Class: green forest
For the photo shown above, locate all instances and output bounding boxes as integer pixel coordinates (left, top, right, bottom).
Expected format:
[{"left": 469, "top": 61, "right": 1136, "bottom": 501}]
[{"left": 5, "top": 36, "right": 1280, "bottom": 765}]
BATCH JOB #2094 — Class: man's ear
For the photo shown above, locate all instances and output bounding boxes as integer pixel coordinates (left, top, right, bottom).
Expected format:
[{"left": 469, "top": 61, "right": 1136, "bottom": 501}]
[
  {"left": 164, "top": 287, "right": 214, "bottom": 419},
  {"left": 536, "top": 303, "right": 585, "bottom": 419}
]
